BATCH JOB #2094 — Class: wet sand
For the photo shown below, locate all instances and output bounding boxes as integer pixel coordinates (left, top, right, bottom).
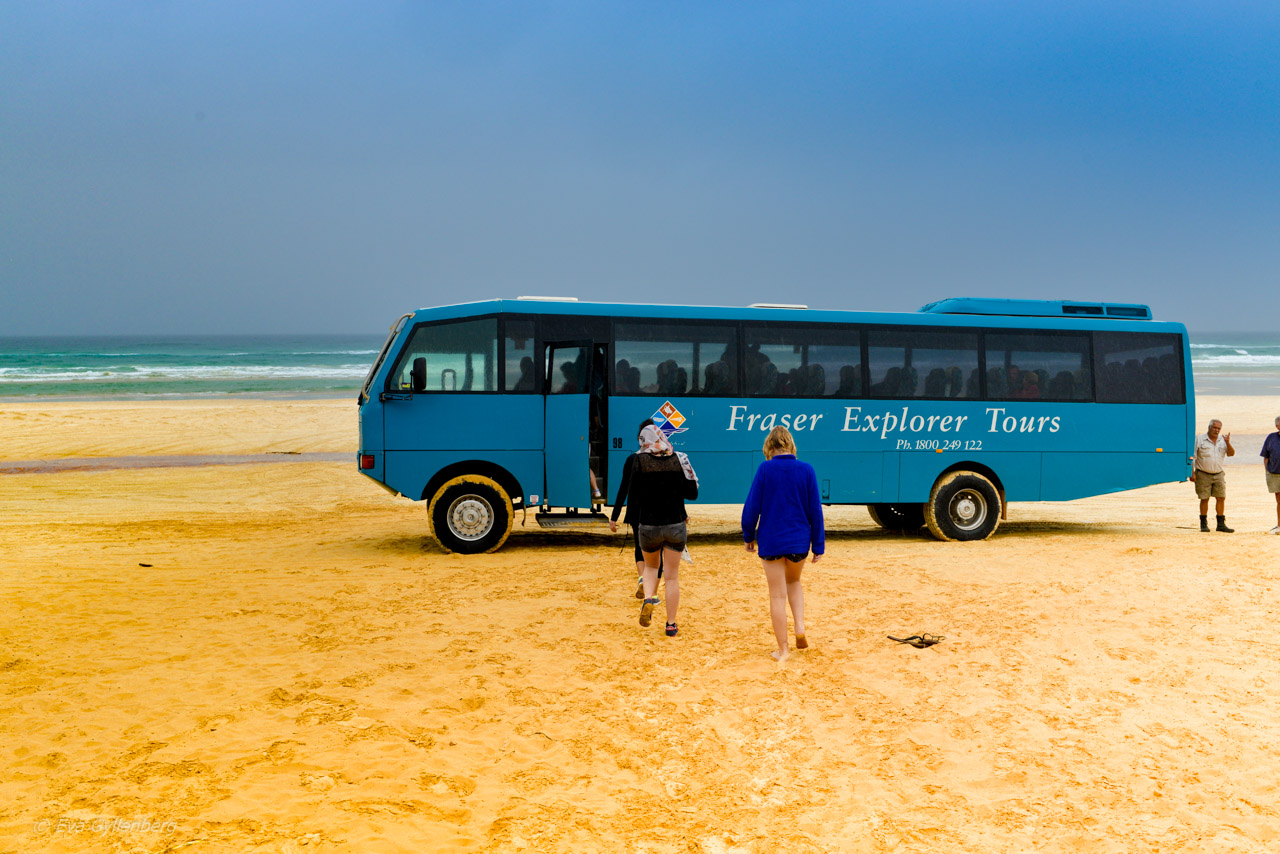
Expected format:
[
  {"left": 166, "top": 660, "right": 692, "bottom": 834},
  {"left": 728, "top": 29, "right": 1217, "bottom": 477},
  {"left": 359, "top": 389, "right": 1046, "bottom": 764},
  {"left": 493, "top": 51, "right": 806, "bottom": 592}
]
[{"left": 2, "top": 396, "right": 1279, "bottom": 852}]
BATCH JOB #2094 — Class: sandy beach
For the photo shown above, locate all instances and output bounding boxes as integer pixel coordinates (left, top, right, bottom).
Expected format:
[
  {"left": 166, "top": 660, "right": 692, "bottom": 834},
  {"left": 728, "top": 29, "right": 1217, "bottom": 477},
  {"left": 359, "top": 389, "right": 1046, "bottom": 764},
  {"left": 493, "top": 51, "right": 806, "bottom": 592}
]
[{"left": 3, "top": 395, "right": 1280, "bottom": 853}]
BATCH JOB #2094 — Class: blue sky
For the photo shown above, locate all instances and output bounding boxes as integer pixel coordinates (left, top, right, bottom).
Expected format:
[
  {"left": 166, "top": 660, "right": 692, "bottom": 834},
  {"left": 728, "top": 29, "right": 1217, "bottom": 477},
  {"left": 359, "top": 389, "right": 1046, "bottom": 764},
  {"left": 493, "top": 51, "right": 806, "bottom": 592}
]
[{"left": 3, "top": 1, "right": 1277, "bottom": 334}]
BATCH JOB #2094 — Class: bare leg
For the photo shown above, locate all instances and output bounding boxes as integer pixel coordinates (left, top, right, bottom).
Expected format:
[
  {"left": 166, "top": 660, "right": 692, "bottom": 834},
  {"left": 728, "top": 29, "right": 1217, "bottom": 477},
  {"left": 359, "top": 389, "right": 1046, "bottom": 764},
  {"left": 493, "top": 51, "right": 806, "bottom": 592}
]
[
  {"left": 641, "top": 549, "right": 662, "bottom": 599},
  {"left": 763, "top": 559, "right": 789, "bottom": 662},
  {"left": 1215, "top": 497, "right": 1226, "bottom": 516},
  {"left": 784, "top": 558, "right": 806, "bottom": 640},
  {"left": 1199, "top": 498, "right": 1209, "bottom": 516},
  {"left": 1274, "top": 493, "right": 1280, "bottom": 527},
  {"left": 662, "top": 547, "right": 682, "bottom": 623}
]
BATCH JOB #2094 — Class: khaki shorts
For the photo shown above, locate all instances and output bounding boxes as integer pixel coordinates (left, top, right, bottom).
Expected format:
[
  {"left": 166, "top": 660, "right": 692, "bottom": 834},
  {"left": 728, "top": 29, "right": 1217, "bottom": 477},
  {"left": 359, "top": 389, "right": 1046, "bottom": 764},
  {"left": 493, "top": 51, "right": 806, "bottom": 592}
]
[
  {"left": 1267, "top": 472, "right": 1280, "bottom": 494},
  {"left": 1195, "top": 469, "right": 1226, "bottom": 499}
]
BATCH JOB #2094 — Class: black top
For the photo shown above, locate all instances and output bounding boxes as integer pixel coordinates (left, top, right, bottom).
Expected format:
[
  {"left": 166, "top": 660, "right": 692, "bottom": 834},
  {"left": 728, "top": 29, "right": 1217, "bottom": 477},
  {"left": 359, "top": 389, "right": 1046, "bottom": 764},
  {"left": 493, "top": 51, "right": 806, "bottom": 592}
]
[{"left": 610, "top": 452, "right": 698, "bottom": 526}]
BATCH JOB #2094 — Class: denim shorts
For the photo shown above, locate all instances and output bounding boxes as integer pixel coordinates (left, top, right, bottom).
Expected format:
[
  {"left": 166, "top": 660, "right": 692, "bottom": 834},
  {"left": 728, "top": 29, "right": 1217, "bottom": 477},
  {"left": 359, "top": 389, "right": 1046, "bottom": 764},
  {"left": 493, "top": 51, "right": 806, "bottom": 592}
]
[
  {"left": 759, "top": 552, "right": 809, "bottom": 563},
  {"left": 638, "top": 522, "right": 687, "bottom": 553}
]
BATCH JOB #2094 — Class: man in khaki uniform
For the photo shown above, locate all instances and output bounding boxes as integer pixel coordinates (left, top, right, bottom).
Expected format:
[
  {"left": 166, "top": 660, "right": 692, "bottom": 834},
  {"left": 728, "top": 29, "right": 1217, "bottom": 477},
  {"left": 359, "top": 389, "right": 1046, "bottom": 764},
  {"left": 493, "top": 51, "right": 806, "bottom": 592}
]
[{"left": 1193, "top": 418, "right": 1235, "bottom": 532}]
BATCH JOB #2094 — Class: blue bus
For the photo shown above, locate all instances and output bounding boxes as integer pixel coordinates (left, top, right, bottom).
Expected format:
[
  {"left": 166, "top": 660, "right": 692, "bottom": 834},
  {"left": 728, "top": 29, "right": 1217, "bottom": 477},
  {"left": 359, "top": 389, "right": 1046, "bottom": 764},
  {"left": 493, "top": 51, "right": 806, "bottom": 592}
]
[{"left": 356, "top": 297, "right": 1193, "bottom": 553}]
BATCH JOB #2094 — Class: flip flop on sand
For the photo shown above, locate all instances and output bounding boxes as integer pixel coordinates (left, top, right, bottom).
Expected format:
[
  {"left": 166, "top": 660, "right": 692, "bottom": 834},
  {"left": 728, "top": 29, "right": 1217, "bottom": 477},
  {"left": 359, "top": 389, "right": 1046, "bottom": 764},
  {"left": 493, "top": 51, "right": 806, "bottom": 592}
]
[{"left": 888, "top": 633, "right": 945, "bottom": 648}]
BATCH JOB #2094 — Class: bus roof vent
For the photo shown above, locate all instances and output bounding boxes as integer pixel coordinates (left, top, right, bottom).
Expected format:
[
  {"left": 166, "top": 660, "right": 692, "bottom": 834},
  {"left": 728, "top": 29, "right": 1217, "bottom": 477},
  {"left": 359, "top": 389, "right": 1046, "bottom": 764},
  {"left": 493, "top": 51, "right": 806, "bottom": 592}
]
[
  {"left": 749, "top": 303, "right": 808, "bottom": 310},
  {"left": 517, "top": 295, "right": 579, "bottom": 302},
  {"left": 919, "top": 298, "right": 1152, "bottom": 320}
]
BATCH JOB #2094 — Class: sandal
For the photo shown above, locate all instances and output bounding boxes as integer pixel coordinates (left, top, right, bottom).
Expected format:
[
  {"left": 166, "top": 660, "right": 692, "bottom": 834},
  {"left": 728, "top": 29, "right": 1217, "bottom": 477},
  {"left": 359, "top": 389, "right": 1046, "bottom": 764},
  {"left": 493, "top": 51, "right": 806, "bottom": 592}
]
[
  {"left": 665, "top": 622, "right": 678, "bottom": 637},
  {"left": 639, "top": 597, "right": 659, "bottom": 627},
  {"left": 795, "top": 634, "right": 808, "bottom": 650},
  {"left": 888, "top": 633, "right": 944, "bottom": 648}
]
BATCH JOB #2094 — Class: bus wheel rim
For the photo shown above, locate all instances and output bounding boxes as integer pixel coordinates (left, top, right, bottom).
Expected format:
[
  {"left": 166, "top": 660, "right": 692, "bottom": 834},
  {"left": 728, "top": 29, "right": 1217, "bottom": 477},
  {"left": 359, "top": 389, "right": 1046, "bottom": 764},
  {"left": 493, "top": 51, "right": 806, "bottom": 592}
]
[
  {"left": 447, "top": 494, "right": 494, "bottom": 540},
  {"left": 948, "top": 489, "right": 986, "bottom": 531}
]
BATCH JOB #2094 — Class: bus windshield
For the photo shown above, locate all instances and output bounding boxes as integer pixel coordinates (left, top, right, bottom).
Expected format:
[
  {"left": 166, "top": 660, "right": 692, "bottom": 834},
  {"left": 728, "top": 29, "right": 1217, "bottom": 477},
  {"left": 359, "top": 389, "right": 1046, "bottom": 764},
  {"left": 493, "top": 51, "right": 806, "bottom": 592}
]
[{"left": 359, "top": 312, "right": 413, "bottom": 404}]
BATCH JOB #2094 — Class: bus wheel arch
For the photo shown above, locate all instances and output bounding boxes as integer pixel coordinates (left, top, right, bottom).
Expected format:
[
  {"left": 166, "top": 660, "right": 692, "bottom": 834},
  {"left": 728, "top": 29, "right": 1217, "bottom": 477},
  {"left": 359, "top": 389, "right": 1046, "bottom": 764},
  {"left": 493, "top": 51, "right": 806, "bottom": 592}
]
[
  {"left": 867, "top": 503, "right": 926, "bottom": 532},
  {"left": 924, "top": 468, "right": 1002, "bottom": 542},
  {"left": 422, "top": 463, "right": 521, "bottom": 554},
  {"left": 420, "top": 461, "right": 523, "bottom": 508}
]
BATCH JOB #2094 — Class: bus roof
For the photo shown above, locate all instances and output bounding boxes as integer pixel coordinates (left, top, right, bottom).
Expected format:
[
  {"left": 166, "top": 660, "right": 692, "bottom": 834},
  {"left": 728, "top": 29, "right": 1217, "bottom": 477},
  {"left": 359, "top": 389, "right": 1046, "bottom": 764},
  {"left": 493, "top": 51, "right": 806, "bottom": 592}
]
[
  {"left": 918, "top": 298, "right": 1153, "bottom": 319},
  {"left": 409, "top": 297, "right": 1175, "bottom": 332}
]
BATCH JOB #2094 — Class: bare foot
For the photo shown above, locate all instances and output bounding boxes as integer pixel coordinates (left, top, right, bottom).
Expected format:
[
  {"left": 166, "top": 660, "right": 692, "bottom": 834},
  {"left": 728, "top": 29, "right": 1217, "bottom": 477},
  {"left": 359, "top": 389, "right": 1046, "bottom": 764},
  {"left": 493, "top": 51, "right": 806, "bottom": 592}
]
[{"left": 771, "top": 647, "right": 790, "bottom": 664}]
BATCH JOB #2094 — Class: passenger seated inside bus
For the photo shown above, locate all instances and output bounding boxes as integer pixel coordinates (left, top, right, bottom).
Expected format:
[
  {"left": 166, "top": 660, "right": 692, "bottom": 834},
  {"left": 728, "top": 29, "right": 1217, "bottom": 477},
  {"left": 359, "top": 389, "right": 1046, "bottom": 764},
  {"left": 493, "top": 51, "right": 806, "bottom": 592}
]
[
  {"left": 965, "top": 368, "right": 981, "bottom": 398},
  {"left": 925, "top": 368, "right": 946, "bottom": 397},
  {"left": 1020, "top": 372, "right": 1040, "bottom": 399},
  {"left": 1006, "top": 365, "right": 1022, "bottom": 399},
  {"left": 559, "top": 361, "right": 583, "bottom": 393},
  {"left": 704, "top": 360, "right": 733, "bottom": 394},
  {"left": 806, "top": 363, "right": 826, "bottom": 395},
  {"left": 945, "top": 366, "right": 964, "bottom": 397},
  {"left": 836, "top": 364, "right": 861, "bottom": 396},
  {"left": 654, "top": 360, "right": 687, "bottom": 395},
  {"left": 614, "top": 359, "right": 643, "bottom": 394},
  {"left": 872, "top": 366, "right": 916, "bottom": 397},
  {"left": 514, "top": 356, "right": 535, "bottom": 391},
  {"left": 615, "top": 359, "right": 633, "bottom": 393},
  {"left": 1048, "top": 370, "right": 1074, "bottom": 399},
  {"left": 756, "top": 362, "right": 778, "bottom": 395}
]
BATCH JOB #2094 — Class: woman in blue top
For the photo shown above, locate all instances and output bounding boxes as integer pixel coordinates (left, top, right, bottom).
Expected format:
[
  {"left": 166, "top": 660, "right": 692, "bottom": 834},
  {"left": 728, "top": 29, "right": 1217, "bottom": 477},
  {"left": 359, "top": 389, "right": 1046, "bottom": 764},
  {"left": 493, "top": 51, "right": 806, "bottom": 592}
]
[{"left": 742, "top": 425, "right": 825, "bottom": 662}]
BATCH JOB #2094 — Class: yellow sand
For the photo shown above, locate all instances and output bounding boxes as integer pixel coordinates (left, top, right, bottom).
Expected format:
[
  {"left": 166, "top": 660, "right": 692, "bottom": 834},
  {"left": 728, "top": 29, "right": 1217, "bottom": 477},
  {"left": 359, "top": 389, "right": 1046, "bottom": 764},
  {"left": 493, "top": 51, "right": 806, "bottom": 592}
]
[{"left": 2, "top": 396, "right": 1279, "bottom": 853}]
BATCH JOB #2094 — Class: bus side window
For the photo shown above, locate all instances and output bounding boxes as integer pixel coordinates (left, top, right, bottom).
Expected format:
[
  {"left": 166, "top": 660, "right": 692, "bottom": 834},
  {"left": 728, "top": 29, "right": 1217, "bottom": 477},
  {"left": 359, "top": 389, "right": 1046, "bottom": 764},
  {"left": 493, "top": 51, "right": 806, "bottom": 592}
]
[
  {"left": 743, "top": 325, "right": 863, "bottom": 398},
  {"left": 1095, "top": 332, "right": 1183, "bottom": 404},
  {"left": 388, "top": 317, "right": 498, "bottom": 394},
  {"left": 984, "top": 332, "right": 1091, "bottom": 402},
  {"left": 614, "top": 322, "right": 738, "bottom": 396},
  {"left": 867, "top": 329, "right": 978, "bottom": 400},
  {"left": 504, "top": 318, "right": 537, "bottom": 392}
]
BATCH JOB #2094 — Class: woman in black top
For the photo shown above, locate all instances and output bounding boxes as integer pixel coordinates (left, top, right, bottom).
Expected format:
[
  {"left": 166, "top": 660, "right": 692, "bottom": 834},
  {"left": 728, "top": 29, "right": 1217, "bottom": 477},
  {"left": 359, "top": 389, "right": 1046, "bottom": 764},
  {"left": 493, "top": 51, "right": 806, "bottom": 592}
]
[
  {"left": 609, "top": 425, "right": 698, "bottom": 635},
  {"left": 612, "top": 419, "right": 666, "bottom": 599}
]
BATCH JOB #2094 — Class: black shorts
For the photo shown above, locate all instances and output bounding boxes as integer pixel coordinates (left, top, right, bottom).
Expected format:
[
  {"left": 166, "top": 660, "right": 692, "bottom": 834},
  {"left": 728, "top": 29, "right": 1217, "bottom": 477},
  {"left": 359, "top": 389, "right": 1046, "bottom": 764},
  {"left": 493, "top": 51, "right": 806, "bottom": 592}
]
[
  {"left": 632, "top": 527, "right": 666, "bottom": 567},
  {"left": 638, "top": 522, "right": 687, "bottom": 553},
  {"left": 760, "top": 552, "right": 809, "bottom": 563}
]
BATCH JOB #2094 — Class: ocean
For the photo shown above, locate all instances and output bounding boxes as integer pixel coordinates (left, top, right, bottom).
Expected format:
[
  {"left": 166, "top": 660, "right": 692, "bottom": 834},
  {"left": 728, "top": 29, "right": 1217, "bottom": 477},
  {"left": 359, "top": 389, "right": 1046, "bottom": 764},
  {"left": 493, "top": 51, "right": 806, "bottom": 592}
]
[
  {"left": 1187, "top": 333, "right": 1280, "bottom": 396},
  {"left": 0, "top": 331, "right": 1276, "bottom": 400},
  {"left": 0, "top": 334, "right": 383, "bottom": 400}
]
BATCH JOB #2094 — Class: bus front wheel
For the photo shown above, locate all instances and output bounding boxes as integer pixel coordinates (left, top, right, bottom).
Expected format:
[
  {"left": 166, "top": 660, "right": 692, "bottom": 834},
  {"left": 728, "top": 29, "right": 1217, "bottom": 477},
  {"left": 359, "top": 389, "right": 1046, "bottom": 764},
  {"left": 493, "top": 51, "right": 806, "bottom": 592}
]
[
  {"left": 428, "top": 475, "right": 514, "bottom": 554},
  {"left": 867, "top": 503, "right": 925, "bottom": 532},
  {"left": 924, "top": 471, "right": 1001, "bottom": 542}
]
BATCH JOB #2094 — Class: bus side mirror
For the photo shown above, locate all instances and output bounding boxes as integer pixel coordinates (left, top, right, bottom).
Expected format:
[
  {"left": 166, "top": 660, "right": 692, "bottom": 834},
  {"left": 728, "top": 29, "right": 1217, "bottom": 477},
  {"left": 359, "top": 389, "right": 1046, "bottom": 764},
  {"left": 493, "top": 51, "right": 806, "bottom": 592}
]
[{"left": 412, "top": 358, "right": 426, "bottom": 393}]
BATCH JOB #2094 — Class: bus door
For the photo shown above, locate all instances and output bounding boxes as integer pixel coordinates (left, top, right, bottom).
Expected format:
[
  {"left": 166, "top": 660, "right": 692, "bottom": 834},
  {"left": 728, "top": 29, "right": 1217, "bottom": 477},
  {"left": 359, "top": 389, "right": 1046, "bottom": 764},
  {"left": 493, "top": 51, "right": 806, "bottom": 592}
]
[{"left": 544, "top": 341, "right": 606, "bottom": 507}]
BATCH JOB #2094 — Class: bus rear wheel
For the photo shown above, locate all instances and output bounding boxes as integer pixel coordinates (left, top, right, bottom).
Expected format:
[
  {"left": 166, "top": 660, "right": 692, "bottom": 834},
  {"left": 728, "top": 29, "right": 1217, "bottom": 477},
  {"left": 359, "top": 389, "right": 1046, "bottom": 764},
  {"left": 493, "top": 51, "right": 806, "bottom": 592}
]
[
  {"left": 429, "top": 475, "right": 514, "bottom": 554},
  {"left": 867, "top": 503, "right": 925, "bottom": 532},
  {"left": 924, "top": 471, "right": 1001, "bottom": 542}
]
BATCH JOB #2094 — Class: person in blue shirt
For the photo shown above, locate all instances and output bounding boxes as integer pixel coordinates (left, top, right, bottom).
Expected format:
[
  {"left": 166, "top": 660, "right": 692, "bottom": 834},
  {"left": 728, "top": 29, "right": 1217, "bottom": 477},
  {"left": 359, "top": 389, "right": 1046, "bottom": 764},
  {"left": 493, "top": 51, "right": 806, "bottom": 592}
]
[
  {"left": 742, "top": 425, "right": 825, "bottom": 662},
  {"left": 1262, "top": 415, "right": 1280, "bottom": 534}
]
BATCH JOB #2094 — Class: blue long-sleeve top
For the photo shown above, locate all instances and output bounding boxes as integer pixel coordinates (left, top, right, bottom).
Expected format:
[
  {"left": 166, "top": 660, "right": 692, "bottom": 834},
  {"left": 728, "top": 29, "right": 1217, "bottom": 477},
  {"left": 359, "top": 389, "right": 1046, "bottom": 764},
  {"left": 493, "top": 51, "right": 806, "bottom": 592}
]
[{"left": 741, "top": 454, "right": 825, "bottom": 557}]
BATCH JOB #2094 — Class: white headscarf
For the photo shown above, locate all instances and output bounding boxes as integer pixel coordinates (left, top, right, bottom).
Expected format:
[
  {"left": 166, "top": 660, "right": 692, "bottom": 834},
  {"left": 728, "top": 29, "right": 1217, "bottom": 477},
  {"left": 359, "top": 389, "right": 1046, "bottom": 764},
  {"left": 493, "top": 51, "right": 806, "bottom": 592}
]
[{"left": 638, "top": 424, "right": 697, "bottom": 483}]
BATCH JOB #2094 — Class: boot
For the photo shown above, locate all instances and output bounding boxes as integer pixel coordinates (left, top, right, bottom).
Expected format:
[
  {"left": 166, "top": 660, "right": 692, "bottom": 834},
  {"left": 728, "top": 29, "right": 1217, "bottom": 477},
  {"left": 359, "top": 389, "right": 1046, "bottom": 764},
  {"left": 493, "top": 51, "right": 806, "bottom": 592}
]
[
  {"left": 1200, "top": 515, "right": 1210, "bottom": 532},
  {"left": 1217, "top": 515, "right": 1234, "bottom": 533}
]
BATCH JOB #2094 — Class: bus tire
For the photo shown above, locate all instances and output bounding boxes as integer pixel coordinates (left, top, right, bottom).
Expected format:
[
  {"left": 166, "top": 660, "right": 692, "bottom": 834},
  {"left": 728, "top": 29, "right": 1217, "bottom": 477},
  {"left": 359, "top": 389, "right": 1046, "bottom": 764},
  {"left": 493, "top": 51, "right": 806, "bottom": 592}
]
[
  {"left": 428, "top": 475, "right": 514, "bottom": 554},
  {"left": 924, "top": 471, "right": 1001, "bottom": 542},
  {"left": 867, "top": 503, "right": 925, "bottom": 531}
]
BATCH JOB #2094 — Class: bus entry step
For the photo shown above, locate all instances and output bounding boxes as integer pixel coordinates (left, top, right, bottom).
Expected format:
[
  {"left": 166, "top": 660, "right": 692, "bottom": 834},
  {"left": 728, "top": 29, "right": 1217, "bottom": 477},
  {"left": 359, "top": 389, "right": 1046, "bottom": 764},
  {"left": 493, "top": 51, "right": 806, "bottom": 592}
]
[{"left": 535, "top": 511, "right": 610, "bottom": 528}]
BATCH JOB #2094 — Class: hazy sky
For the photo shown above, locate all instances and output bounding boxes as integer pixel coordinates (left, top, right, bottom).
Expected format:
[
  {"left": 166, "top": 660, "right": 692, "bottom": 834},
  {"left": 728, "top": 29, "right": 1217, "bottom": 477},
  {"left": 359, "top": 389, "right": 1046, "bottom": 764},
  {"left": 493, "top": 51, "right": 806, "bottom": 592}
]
[{"left": 3, "top": 1, "right": 1277, "bottom": 335}]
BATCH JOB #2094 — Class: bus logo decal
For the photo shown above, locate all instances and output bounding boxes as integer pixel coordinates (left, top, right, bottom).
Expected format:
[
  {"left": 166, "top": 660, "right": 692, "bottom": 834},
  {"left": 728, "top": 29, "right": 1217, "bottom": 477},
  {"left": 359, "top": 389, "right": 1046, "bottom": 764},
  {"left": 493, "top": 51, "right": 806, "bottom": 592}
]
[{"left": 651, "top": 401, "right": 688, "bottom": 437}]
